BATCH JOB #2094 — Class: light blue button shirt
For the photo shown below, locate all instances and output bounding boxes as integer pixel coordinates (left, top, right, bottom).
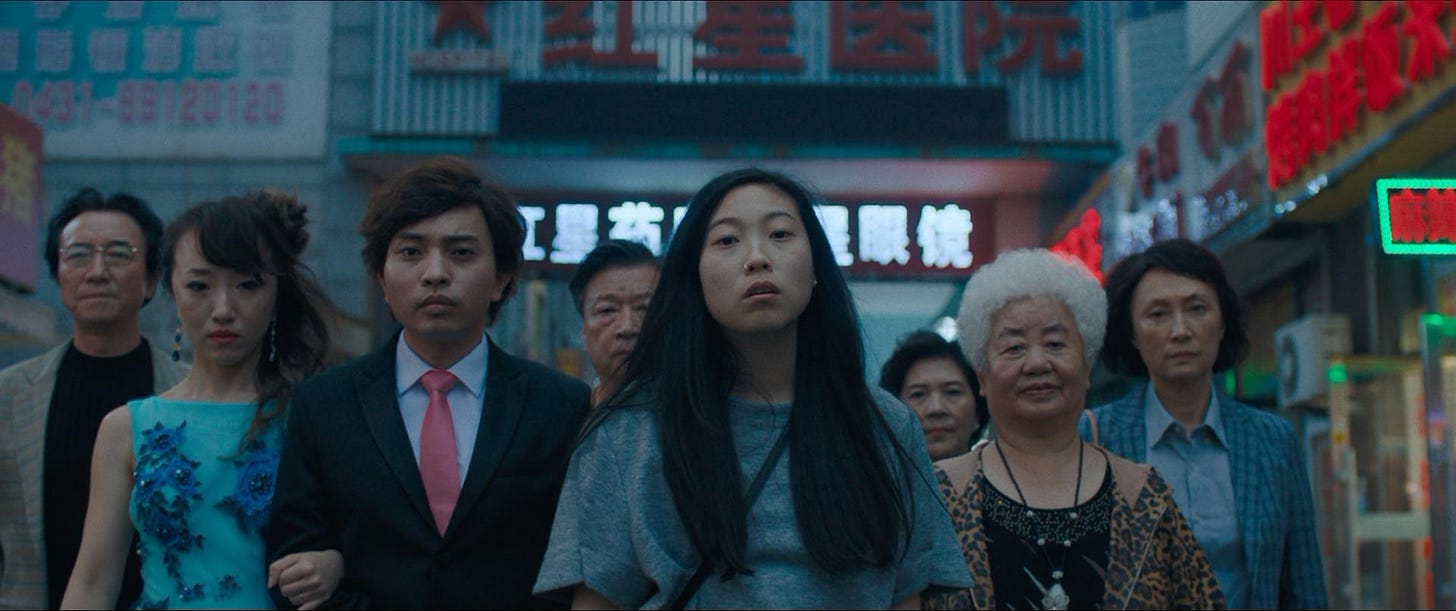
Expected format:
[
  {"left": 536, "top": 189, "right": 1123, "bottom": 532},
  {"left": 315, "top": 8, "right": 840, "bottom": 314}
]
[
  {"left": 395, "top": 335, "right": 489, "bottom": 486},
  {"left": 1144, "top": 385, "right": 1249, "bottom": 609}
]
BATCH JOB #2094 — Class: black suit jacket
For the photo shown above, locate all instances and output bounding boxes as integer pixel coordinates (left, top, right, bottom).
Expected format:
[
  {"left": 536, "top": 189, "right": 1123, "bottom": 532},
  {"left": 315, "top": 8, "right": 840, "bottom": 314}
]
[{"left": 265, "top": 336, "right": 590, "bottom": 609}]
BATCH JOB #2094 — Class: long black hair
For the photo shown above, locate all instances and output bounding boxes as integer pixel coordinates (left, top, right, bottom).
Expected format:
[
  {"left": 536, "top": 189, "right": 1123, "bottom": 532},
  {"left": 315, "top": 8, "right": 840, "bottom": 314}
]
[
  {"left": 162, "top": 192, "right": 330, "bottom": 453},
  {"left": 600, "top": 168, "right": 912, "bottom": 576}
]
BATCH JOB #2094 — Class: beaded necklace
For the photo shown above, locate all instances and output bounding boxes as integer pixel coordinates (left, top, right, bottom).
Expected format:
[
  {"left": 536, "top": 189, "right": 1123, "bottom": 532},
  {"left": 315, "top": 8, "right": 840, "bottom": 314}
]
[{"left": 992, "top": 439, "right": 1084, "bottom": 611}]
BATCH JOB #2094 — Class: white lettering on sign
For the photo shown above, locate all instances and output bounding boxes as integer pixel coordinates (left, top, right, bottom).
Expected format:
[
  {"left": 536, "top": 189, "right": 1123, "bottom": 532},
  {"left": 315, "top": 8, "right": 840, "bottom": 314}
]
[
  {"left": 176, "top": 1, "right": 221, "bottom": 22},
  {"left": 142, "top": 26, "right": 182, "bottom": 74},
  {"left": 36, "top": 30, "right": 72, "bottom": 73},
  {"left": 89, "top": 29, "right": 129, "bottom": 74},
  {"left": 858, "top": 204, "right": 910, "bottom": 266},
  {"left": 673, "top": 206, "right": 688, "bottom": 233},
  {"left": 916, "top": 203, "right": 974, "bottom": 269},
  {"left": 813, "top": 204, "right": 853, "bottom": 267},
  {"left": 520, "top": 205, "right": 547, "bottom": 262},
  {"left": 0, "top": 30, "right": 18, "bottom": 73},
  {"left": 550, "top": 203, "right": 599, "bottom": 264},
  {"left": 106, "top": 1, "right": 144, "bottom": 21},
  {"left": 253, "top": 28, "right": 291, "bottom": 74},
  {"left": 34, "top": 2, "right": 70, "bottom": 21},
  {"left": 193, "top": 27, "right": 239, "bottom": 74},
  {"left": 607, "top": 200, "right": 665, "bottom": 255}
]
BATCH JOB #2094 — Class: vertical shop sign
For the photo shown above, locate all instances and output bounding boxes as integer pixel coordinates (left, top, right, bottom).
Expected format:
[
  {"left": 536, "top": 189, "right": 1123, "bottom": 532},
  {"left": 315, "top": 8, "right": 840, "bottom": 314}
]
[{"left": 0, "top": 102, "right": 41, "bottom": 291}]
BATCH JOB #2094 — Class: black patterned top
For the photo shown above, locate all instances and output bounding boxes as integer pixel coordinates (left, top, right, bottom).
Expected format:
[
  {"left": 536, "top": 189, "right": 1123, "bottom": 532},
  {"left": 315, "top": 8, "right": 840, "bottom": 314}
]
[{"left": 980, "top": 464, "right": 1113, "bottom": 609}]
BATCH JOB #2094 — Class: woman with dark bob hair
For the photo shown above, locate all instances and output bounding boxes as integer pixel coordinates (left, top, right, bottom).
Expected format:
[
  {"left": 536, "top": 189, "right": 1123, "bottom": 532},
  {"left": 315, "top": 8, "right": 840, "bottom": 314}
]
[
  {"left": 534, "top": 168, "right": 970, "bottom": 608},
  {"left": 63, "top": 193, "right": 341, "bottom": 609},
  {"left": 880, "top": 330, "right": 988, "bottom": 460},
  {"left": 1088, "top": 238, "right": 1327, "bottom": 609}
]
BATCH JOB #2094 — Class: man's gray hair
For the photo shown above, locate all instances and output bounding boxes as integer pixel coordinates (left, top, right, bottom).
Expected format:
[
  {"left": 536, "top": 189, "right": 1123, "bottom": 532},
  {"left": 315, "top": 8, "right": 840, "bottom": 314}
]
[{"left": 956, "top": 249, "right": 1107, "bottom": 372}]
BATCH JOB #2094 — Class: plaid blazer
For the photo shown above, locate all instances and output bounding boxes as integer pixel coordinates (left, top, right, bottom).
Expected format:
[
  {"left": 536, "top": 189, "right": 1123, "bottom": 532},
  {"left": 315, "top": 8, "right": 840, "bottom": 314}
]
[
  {"left": 1085, "top": 384, "right": 1329, "bottom": 610},
  {"left": 0, "top": 340, "right": 187, "bottom": 609}
]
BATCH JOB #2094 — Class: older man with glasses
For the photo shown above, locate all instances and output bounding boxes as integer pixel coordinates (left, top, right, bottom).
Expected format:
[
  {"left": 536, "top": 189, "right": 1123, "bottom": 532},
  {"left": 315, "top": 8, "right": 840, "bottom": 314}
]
[{"left": 0, "top": 188, "right": 187, "bottom": 610}]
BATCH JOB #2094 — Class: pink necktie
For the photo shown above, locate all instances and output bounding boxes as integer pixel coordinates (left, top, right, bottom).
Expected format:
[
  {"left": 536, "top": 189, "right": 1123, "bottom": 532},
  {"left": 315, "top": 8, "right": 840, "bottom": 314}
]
[{"left": 419, "top": 369, "right": 460, "bottom": 536}]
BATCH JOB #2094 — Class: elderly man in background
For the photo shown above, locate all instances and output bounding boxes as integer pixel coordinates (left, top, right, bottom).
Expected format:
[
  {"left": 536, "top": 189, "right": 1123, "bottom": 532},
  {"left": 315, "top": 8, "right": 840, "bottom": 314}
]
[
  {"left": 567, "top": 239, "right": 658, "bottom": 405},
  {"left": 0, "top": 188, "right": 186, "bottom": 610}
]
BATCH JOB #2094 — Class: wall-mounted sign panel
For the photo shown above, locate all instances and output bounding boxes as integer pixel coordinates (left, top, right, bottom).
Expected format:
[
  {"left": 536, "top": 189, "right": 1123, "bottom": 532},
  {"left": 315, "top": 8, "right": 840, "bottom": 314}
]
[
  {"left": 1376, "top": 178, "right": 1456, "bottom": 255},
  {"left": 0, "top": 1, "right": 332, "bottom": 160},
  {"left": 498, "top": 81, "right": 1009, "bottom": 145},
  {"left": 0, "top": 101, "right": 42, "bottom": 292},
  {"left": 1261, "top": 1, "right": 1456, "bottom": 197},
  {"left": 373, "top": 1, "right": 1117, "bottom": 143},
  {"left": 516, "top": 192, "right": 995, "bottom": 278}
]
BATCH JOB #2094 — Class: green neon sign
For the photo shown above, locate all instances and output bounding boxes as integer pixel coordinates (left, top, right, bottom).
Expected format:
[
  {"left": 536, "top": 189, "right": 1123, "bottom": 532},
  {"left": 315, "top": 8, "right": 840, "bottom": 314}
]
[{"left": 1375, "top": 177, "right": 1456, "bottom": 255}]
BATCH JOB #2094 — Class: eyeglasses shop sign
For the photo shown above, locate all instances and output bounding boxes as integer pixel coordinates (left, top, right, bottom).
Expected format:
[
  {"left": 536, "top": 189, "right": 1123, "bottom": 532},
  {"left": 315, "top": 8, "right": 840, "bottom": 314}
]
[{"left": 517, "top": 195, "right": 995, "bottom": 277}]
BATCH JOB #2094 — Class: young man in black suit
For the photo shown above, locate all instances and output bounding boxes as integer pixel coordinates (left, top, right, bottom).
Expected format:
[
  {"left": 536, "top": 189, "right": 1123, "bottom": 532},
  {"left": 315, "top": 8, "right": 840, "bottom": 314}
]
[{"left": 265, "top": 157, "right": 591, "bottom": 609}]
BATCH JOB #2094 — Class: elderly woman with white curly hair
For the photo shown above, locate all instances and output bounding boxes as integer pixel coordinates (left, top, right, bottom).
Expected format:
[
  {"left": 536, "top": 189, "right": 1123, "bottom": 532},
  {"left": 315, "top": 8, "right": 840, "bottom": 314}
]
[{"left": 923, "top": 249, "right": 1225, "bottom": 611}]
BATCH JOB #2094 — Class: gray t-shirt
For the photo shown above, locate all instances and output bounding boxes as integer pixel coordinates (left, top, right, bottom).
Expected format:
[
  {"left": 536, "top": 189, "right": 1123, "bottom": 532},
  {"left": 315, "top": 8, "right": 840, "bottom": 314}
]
[{"left": 533, "top": 387, "right": 972, "bottom": 609}]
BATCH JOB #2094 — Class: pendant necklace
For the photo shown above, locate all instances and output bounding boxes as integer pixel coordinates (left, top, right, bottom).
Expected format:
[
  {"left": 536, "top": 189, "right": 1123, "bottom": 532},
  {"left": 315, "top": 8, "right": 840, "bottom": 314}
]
[{"left": 994, "top": 439, "right": 1084, "bottom": 611}]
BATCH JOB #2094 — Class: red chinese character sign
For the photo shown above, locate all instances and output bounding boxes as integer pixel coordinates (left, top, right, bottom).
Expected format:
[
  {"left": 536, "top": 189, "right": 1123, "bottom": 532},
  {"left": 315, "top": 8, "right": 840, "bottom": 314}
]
[
  {"left": 1262, "top": 1, "right": 1456, "bottom": 193},
  {"left": 1049, "top": 208, "right": 1103, "bottom": 283},
  {"left": 0, "top": 102, "right": 42, "bottom": 291},
  {"left": 1377, "top": 178, "right": 1456, "bottom": 254}
]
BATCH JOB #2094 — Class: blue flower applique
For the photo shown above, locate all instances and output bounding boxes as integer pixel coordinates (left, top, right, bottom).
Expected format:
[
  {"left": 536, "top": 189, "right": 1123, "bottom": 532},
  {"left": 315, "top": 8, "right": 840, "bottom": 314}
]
[
  {"left": 215, "top": 575, "right": 239, "bottom": 601},
  {"left": 215, "top": 442, "right": 279, "bottom": 534},
  {"left": 133, "top": 421, "right": 204, "bottom": 582}
]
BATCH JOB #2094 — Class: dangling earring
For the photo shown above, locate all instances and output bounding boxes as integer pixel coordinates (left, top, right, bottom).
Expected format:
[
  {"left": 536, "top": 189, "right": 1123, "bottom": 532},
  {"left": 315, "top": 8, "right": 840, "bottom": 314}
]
[
  {"left": 171, "top": 321, "right": 182, "bottom": 362},
  {"left": 267, "top": 319, "right": 277, "bottom": 363}
]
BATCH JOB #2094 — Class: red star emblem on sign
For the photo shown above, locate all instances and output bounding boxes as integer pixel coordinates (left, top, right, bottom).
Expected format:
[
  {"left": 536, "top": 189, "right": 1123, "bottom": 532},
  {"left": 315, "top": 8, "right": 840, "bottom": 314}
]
[{"left": 432, "top": 1, "right": 491, "bottom": 44}]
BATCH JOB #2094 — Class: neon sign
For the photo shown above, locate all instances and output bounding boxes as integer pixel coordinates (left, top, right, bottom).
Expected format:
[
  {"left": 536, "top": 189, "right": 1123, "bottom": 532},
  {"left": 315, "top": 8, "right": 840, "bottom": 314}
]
[{"left": 1375, "top": 178, "right": 1456, "bottom": 255}]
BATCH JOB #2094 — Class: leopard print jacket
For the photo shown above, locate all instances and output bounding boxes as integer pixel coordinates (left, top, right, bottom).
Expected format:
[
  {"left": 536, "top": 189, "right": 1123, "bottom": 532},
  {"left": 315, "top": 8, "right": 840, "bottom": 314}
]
[{"left": 923, "top": 444, "right": 1226, "bottom": 610}]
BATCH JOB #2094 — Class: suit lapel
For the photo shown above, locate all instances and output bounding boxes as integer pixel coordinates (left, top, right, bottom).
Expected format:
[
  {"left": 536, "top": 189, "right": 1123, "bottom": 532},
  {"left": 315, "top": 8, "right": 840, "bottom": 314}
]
[
  {"left": 17, "top": 344, "right": 68, "bottom": 556},
  {"left": 355, "top": 339, "right": 436, "bottom": 529},
  {"left": 1221, "top": 397, "right": 1263, "bottom": 584},
  {"left": 447, "top": 340, "right": 528, "bottom": 538}
]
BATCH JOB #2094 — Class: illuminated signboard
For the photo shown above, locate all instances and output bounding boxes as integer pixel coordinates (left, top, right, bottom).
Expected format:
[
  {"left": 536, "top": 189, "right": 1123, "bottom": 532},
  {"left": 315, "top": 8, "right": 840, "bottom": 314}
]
[
  {"left": 516, "top": 194, "right": 994, "bottom": 277},
  {"left": 0, "top": 1, "right": 333, "bottom": 160},
  {"left": 1049, "top": 208, "right": 1103, "bottom": 283},
  {"left": 1375, "top": 178, "right": 1456, "bottom": 255},
  {"left": 1261, "top": 1, "right": 1456, "bottom": 194}
]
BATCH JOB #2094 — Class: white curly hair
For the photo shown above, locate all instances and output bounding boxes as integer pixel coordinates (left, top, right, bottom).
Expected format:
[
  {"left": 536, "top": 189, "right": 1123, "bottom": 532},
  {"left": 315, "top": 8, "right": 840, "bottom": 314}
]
[{"left": 955, "top": 249, "right": 1107, "bottom": 372}]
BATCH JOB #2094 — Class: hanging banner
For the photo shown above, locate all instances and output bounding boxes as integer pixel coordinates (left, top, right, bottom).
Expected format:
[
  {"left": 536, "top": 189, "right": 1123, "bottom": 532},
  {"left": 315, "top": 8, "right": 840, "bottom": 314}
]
[{"left": 0, "top": 101, "right": 42, "bottom": 292}]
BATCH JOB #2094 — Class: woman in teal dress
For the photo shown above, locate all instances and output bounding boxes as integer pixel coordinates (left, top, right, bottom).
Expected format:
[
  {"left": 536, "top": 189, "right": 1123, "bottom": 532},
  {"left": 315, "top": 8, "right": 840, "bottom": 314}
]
[{"left": 63, "top": 192, "right": 334, "bottom": 609}]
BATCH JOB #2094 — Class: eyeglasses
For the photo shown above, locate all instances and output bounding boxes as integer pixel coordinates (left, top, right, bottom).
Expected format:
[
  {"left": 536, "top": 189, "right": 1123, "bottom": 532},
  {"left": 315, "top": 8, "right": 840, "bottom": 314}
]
[{"left": 59, "top": 242, "right": 140, "bottom": 269}]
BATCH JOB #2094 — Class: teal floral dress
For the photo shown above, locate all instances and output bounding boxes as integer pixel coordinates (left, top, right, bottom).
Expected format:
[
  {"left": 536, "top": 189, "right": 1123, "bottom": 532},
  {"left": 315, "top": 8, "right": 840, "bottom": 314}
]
[{"left": 127, "top": 396, "right": 280, "bottom": 609}]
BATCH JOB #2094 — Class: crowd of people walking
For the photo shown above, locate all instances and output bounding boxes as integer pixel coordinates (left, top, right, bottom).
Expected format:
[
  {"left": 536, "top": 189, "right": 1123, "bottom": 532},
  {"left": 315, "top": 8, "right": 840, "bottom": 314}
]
[{"left": 0, "top": 157, "right": 1327, "bottom": 609}]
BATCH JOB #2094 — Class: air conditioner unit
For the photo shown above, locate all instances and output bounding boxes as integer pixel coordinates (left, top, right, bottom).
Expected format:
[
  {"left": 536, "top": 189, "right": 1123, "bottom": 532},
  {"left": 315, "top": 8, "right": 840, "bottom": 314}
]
[{"left": 1275, "top": 314, "right": 1352, "bottom": 407}]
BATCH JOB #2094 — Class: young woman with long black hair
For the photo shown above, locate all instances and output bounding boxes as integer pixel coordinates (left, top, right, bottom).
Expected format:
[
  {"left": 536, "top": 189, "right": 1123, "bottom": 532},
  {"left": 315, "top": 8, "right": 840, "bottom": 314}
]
[{"left": 534, "top": 168, "right": 969, "bottom": 608}]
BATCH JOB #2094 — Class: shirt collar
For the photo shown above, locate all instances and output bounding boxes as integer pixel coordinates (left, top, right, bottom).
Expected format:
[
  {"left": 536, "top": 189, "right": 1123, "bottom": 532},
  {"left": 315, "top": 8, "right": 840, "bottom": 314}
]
[
  {"left": 395, "top": 333, "right": 490, "bottom": 398},
  {"left": 1144, "top": 383, "right": 1228, "bottom": 447}
]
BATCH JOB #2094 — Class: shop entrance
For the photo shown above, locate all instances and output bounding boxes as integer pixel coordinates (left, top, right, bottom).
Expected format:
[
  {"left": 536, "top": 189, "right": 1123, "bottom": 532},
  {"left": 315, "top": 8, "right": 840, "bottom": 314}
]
[{"left": 1323, "top": 351, "right": 1431, "bottom": 609}]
